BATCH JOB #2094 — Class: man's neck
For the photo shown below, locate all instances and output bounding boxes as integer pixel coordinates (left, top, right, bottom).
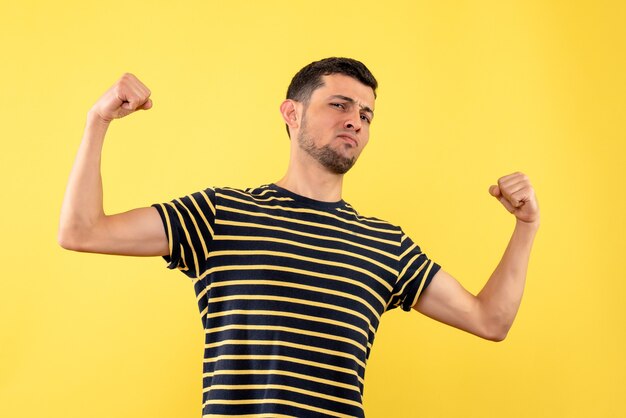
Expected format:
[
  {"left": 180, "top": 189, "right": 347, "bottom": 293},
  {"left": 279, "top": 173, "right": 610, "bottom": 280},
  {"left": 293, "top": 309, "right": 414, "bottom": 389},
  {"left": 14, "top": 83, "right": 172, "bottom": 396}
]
[{"left": 275, "top": 158, "right": 344, "bottom": 202}]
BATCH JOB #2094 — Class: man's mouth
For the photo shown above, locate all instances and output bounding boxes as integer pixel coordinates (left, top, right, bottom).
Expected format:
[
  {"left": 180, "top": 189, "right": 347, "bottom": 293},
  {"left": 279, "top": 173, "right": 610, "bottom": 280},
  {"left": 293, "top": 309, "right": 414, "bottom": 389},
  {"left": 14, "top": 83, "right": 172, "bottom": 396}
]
[{"left": 337, "top": 134, "right": 358, "bottom": 147}]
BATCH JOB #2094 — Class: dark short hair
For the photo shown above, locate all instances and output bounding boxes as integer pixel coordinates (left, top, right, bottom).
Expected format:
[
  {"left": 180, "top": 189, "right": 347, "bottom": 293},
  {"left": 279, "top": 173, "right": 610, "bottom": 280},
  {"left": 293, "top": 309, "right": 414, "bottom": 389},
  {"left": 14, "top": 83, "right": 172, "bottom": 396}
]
[
  {"left": 287, "top": 57, "right": 377, "bottom": 102},
  {"left": 285, "top": 57, "right": 378, "bottom": 137}
]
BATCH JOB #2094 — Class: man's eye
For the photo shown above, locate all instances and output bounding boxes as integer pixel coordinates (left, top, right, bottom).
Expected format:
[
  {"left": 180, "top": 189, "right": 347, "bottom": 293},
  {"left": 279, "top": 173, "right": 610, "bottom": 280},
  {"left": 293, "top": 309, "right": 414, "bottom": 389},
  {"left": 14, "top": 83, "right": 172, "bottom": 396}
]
[
  {"left": 331, "top": 103, "right": 345, "bottom": 109},
  {"left": 360, "top": 114, "right": 371, "bottom": 123}
]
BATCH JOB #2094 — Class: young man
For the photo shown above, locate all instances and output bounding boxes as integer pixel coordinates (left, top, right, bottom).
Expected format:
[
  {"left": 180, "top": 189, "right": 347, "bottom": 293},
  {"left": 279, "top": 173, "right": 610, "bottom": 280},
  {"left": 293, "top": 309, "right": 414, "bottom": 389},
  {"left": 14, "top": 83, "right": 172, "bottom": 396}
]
[{"left": 59, "top": 57, "right": 539, "bottom": 417}]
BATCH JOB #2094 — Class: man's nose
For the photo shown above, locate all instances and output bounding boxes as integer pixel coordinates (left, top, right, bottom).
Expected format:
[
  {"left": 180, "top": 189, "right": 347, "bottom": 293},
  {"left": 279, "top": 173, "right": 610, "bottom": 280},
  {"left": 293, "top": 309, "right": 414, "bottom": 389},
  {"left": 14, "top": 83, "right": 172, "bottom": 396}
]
[{"left": 344, "top": 110, "right": 362, "bottom": 131}]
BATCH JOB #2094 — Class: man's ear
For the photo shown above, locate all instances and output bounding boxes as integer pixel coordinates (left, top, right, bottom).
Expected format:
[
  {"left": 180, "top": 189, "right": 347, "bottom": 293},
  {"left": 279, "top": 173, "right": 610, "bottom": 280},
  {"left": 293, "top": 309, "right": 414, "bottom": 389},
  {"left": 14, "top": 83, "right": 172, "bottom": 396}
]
[{"left": 280, "top": 99, "right": 300, "bottom": 131}]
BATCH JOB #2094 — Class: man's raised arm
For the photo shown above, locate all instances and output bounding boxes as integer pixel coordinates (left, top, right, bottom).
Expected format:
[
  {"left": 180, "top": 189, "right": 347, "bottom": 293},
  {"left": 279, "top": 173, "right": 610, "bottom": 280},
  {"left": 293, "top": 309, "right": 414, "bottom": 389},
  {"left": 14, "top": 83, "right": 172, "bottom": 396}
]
[
  {"left": 58, "top": 73, "right": 169, "bottom": 257},
  {"left": 414, "top": 172, "right": 540, "bottom": 341}
]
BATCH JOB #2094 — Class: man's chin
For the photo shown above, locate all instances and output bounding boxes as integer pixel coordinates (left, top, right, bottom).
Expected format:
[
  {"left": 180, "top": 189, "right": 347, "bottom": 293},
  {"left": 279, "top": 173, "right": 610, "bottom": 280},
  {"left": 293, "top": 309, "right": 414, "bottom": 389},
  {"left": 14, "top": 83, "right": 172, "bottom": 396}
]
[
  {"left": 322, "top": 156, "right": 356, "bottom": 175},
  {"left": 301, "top": 139, "right": 357, "bottom": 174}
]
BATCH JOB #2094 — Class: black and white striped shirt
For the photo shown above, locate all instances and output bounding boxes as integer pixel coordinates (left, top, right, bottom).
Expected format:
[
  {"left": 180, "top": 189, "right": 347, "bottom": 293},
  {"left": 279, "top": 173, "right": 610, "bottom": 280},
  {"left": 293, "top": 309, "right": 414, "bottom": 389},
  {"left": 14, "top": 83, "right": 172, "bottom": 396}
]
[{"left": 152, "top": 183, "right": 440, "bottom": 418}]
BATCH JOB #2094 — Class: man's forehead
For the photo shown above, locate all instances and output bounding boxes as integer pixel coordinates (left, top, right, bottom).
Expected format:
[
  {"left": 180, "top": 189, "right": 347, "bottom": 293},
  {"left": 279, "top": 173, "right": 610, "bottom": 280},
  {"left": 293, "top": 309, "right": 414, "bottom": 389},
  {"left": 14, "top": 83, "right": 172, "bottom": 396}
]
[{"left": 315, "top": 74, "right": 376, "bottom": 110}]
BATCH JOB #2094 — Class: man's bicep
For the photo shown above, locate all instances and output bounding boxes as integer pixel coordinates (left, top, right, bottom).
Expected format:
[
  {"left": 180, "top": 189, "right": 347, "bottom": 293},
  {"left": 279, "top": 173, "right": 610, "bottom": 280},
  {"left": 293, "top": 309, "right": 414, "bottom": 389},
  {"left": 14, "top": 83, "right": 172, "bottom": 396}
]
[
  {"left": 83, "top": 207, "right": 169, "bottom": 256},
  {"left": 413, "top": 269, "right": 490, "bottom": 338}
]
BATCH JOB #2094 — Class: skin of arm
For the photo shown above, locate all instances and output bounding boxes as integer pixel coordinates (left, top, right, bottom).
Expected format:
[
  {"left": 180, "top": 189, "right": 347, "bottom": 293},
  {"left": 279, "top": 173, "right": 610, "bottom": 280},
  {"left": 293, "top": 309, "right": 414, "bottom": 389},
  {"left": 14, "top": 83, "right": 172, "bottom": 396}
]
[
  {"left": 414, "top": 172, "right": 539, "bottom": 341},
  {"left": 58, "top": 73, "right": 169, "bottom": 256}
]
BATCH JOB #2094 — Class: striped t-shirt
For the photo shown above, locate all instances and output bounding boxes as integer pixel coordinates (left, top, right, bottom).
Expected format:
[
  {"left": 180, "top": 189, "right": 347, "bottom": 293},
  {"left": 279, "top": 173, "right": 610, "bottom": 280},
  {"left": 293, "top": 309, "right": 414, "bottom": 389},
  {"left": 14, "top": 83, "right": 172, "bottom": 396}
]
[{"left": 152, "top": 184, "right": 441, "bottom": 418}]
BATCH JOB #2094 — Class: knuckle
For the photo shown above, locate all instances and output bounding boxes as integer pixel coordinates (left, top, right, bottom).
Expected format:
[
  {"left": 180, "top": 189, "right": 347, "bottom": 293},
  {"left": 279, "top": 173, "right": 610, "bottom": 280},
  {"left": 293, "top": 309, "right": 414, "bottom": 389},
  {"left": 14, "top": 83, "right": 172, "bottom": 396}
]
[{"left": 119, "top": 73, "right": 136, "bottom": 87}]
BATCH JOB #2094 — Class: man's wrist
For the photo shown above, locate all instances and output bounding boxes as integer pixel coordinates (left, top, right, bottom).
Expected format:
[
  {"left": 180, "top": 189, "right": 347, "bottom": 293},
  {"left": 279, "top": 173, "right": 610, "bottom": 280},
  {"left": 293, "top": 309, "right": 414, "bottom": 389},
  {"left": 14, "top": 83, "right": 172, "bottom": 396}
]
[
  {"left": 515, "top": 218, "right": 540, "bottom": 233},
  {"left": 83, "top": 110, "right": 112, "bottom": 144},
  {"left": 86, "top": 109, "right": 112, "bottom": 127}
]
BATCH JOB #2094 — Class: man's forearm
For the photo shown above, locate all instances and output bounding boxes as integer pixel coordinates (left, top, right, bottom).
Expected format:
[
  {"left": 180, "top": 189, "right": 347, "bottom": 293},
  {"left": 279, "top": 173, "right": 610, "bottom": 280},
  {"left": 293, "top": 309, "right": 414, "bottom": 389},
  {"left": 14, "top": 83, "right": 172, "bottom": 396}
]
[
  {"left": 58, "top": 112, "right": 110, "bottom": 248},
  {"left": 477, "top": 219, "right": 539, "bottom": 340}
]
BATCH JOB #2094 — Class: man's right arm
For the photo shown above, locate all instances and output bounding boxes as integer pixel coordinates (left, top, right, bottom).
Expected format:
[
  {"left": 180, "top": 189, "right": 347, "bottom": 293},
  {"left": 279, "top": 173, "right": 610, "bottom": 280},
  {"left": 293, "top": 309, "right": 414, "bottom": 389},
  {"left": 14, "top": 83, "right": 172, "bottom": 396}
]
[{"left": 58, "top": 73, "right": 169, "bottom": 257}]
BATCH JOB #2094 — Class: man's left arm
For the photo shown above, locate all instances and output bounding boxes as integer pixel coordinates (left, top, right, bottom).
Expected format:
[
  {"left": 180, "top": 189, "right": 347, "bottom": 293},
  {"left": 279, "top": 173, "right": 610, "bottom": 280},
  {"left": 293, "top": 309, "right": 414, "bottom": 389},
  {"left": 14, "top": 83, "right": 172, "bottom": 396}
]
[{"left": 414, "top": 172, "right": 540, "bottom": 341}]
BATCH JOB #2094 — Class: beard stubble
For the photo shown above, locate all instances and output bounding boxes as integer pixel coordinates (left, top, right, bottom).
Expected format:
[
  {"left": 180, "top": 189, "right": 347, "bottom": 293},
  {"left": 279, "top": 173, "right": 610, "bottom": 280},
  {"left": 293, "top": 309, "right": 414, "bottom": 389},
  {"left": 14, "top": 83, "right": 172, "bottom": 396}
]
[{"left": 296, "top": 112, "right": 356, "bottom": 175}]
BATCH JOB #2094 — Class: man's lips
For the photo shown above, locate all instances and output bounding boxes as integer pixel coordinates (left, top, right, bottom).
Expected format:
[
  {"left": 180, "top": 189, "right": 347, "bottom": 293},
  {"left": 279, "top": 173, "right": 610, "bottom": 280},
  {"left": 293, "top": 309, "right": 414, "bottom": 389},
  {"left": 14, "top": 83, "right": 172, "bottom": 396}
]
[{"left": 337, "top": 134, "right": 358, "bottom": 147}]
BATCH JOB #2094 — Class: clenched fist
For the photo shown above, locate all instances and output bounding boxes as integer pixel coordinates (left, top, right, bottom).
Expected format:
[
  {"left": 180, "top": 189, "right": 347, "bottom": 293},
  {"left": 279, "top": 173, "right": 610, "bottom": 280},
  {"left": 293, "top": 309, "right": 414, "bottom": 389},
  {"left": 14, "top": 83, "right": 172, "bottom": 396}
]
[
  {"left": 489, "top": 172, "right": 540, "bottom": 225},
  {"left": 90, "top": 73, "right": 152, "bottom": 123}
]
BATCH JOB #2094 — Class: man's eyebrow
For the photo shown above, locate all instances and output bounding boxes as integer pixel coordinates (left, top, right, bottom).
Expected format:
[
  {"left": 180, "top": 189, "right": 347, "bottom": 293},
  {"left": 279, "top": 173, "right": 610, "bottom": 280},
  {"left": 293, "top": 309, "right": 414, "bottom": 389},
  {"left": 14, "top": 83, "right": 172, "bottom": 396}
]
[{"left": 329, "top": 95, "right": 374, "bottom": 116}]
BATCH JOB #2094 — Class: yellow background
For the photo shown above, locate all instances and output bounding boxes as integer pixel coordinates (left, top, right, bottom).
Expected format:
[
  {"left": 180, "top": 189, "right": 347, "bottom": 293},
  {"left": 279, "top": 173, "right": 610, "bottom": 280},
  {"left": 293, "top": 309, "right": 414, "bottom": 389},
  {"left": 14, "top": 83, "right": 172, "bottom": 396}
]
[{"left": 1, "top": 1, "right": 624, "bottom": 417}]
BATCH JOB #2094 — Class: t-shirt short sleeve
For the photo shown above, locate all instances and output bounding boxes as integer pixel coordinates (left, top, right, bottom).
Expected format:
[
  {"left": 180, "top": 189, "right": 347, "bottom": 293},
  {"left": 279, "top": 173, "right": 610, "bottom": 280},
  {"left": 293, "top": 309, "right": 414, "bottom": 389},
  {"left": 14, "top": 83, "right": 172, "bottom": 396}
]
[
  {"left": 151, "top": 188, "right": 216, "bottom": 279},
  {"left": 388, "top": 231, "right": 441, "bottom": 312}
]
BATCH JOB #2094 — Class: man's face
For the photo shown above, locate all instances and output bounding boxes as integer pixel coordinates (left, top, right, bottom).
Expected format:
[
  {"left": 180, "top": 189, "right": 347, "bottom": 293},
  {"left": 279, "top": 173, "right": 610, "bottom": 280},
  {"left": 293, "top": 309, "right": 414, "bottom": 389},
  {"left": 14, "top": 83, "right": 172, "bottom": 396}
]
[{"left": 296, "top": 74, "right": 375, "bottom": 174}]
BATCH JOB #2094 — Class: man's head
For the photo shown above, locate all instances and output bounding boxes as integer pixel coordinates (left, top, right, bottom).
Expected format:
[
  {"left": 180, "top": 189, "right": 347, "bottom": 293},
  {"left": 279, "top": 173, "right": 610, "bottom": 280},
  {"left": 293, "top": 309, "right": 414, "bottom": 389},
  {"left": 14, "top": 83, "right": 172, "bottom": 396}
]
[{"left": 281, "top": 58, "right": 378, "bottom": 174}]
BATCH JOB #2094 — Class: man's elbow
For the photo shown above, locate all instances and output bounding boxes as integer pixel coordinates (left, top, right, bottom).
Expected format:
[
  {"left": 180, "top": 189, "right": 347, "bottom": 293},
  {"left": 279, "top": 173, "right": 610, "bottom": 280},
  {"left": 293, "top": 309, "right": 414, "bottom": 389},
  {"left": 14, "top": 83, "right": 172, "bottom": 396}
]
[
  {"left": 58, "top": 227, "right": 79, "bottom": 251},
  {"left": 485, "top": 331, "right": 508, "bottom": 342},
  {"left": 57, "top": 225, "right": 90, "bottom": 252},
  {"left": 482, "top": 322, "right": 510, "bottom": 342}
]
